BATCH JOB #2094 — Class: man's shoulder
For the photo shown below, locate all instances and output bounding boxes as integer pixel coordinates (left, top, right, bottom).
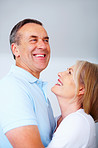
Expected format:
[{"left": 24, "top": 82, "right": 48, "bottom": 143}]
[{"left": 0, "top": 73, "right": 30, "bottom": 100}]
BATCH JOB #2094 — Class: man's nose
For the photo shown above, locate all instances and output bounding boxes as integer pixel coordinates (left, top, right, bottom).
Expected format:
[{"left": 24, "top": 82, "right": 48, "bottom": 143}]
[{"left": 37, "top": 39, "right": 46, "bottom": 49}]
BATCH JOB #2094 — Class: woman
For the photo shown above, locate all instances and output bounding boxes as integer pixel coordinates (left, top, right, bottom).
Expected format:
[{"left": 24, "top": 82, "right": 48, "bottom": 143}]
[{"left": 47, "top": 60, "right": 98, "bottom": 148}]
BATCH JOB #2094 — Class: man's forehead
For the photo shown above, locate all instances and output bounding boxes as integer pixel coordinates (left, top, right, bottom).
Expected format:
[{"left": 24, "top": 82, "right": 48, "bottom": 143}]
[
  {"left": 19, "top": 23, "right": 45, "bottom": 32},
  {"left": 18, "top": 23, "right": 48, "bottom": 36}
]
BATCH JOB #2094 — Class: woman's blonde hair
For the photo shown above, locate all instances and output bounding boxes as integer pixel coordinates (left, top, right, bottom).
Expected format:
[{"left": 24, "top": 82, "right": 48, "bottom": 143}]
[{"left": 74, "top": 60, "right": 98, "bottom": 122}]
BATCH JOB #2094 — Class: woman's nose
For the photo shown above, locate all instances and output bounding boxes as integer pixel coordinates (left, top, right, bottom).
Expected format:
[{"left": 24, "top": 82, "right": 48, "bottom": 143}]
[
  {"left": 58, "top": 71, "right": 66, "bottom": 77},
  {"left": 58, "top": 72, "right": 62, "bottom": 77}
]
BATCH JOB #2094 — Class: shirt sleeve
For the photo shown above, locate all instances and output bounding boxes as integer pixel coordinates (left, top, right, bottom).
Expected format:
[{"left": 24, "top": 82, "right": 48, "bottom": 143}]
[
  {"left": 0, "top": 79, "right": 37, "bottom": 134},
  {"left": 0, "top": 127, "right": 13, "bottom": 148},
  {"left": 46, "top": 113, "right": 90, "bottom": 148}
]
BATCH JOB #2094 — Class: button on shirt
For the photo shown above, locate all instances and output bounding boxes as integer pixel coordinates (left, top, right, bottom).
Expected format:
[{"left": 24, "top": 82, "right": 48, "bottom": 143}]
[{"left": 0, "top": 64, "right": 56, "bottom": 147}]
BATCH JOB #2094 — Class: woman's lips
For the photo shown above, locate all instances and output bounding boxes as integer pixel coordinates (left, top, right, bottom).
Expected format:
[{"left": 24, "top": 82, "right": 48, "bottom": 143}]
[{"left": 56, "top": 79, "right": 63, "bottom": 86}]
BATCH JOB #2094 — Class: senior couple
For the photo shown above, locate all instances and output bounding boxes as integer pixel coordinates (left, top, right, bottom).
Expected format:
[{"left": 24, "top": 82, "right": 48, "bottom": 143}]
[{"left": 0, "top": 19, "right": 97, "bottom": 148}]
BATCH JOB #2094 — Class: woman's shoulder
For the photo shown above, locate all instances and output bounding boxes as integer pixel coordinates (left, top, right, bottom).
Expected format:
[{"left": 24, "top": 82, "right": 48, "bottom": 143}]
[
  {"left": 60, "top": 109, "right": 95, "bottom": 133},
  {"left": 73, "top": 109, "right": 95, "bottom": 126},
  {"left": 65, "top": 109, "right": 94, "bottom": 123},
  {"left": 51, "top": 109, "right": 96, "bottom": 148}
]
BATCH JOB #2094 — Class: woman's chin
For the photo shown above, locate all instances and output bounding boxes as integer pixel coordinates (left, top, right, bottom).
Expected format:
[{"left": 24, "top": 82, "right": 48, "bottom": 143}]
[
  {"left": 51, "top": 86, "right": 56, "bottom": 94},
  {"left": 51, "top": 86, "right": 54, "bottom": 93},
  {"left": 51, "top": 86, "right": 58, "bottom": 96}
]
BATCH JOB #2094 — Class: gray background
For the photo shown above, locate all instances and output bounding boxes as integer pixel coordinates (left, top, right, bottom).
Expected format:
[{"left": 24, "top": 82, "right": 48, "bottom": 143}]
[
  {"left": 0, "top": 0, "right": 98, "bottom": 146},
  {"left": 0, "top": 0, "right": 98, "bottom": 58}
]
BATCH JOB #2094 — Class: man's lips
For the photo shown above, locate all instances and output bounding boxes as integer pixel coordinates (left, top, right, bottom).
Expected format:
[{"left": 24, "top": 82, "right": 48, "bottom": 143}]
[{"left": 33, "top": 54, "right": 46, "bottom": 57}]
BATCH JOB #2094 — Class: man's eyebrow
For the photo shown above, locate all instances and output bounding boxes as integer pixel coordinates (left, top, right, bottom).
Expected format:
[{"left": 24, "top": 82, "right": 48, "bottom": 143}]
[
  {"left": 29, "top": 35, "right": 38, "bottom": 38},
  {"left": 44, "top": 36, "right": 49, "bottom": 40},
  {"left": 29, "top": 35, "right": 49, "bottom": 39}
]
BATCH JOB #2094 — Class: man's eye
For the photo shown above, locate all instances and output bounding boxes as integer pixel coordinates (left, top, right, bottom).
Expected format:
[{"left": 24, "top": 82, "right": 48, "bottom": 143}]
[
  {"left": 44, "top": 39, "right": 49, "bottom": 43},
  {"left": 30, "top": 39, "right": 37, "bottom": 42},
  {"left": 33, "top": 39, "right": 37, "bottom": 41}
]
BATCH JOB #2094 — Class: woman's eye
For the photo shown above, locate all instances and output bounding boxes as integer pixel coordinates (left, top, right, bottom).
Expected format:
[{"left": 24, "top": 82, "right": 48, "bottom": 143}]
[{"left": 69, "top": 71, "right": 71, "bottom": 74}]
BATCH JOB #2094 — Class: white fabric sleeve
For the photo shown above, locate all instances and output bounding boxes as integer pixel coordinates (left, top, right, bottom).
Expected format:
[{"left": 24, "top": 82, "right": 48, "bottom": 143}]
[{"left": 46, "top": 113, "right": 90, "bottom": 148}]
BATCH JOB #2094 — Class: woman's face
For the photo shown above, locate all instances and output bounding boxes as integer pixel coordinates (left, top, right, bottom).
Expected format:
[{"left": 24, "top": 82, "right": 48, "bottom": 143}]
[{"left": 51, "top": 65, "right": 76, "bottom": 99}]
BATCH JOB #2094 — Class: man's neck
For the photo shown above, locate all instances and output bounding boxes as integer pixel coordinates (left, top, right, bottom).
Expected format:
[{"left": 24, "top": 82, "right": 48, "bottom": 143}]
[{"left": 16, "top": 62, "right": 40, "bottom": 79}]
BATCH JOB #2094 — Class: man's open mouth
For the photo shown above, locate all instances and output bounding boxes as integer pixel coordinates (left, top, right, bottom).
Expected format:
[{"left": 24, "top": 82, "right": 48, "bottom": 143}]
[{"left": 33, "top": 54, "right": 46, "bottom": 57}]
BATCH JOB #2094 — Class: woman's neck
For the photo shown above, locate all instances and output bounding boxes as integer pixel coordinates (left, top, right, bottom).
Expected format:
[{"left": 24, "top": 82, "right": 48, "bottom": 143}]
[{"left": 57, "top": 96, "right": 81, "bottom": 119}]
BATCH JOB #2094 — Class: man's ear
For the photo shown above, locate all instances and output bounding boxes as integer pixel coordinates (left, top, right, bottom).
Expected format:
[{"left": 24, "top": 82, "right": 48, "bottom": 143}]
[
  {"left": 11, "top": 43, "right": 20, "bottom": 58},
  {"left": 78, "top": 85, "right": 85, "bottom": 96}
]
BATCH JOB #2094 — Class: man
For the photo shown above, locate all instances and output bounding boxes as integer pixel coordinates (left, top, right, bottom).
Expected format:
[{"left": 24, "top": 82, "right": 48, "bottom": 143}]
[{"left": 0, "top": 19, "right": 56, "bottom": 147}]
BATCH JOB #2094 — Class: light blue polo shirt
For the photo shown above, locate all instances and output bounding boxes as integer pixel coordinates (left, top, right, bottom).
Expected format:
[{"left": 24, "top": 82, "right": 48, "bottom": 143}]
[
  {"left": 0, "top": 126, "right": 13, "bottom": 148},
  {"left": 0, "top": 127, "right": 13, "bottom": 148},
  {"left": 0, "top": 65, "right": 56, "bottom": 147}
]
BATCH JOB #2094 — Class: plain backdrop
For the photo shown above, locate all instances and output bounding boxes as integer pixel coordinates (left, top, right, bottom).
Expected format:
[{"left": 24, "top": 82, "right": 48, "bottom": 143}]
[{"left": 0, "top": 0, "right": 98, "bottom": 145}]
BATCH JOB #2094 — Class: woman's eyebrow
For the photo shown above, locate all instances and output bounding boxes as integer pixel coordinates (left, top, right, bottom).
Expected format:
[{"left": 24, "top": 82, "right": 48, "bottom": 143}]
[{"left": 68, "top": 68, "right": 73, "bottom": 71}]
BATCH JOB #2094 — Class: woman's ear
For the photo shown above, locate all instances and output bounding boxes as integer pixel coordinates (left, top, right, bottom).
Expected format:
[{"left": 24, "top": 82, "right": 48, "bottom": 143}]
[
  {"left": 78, "top": 85, "right": 85, "bottom": 96},
  {"left": 11, "top": 43, "right": 20, "bottom": 58}
]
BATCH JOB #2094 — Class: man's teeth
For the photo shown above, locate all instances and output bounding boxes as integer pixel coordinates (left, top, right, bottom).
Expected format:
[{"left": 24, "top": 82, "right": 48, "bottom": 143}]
[{"left": 35, "top": 55, "right": 45, "bottom": 57}]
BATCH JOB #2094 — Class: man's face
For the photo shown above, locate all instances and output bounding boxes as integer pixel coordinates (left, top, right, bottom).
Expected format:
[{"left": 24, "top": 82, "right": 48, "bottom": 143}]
[{"left": 12, "top": 23, "right": 50, "bottom": 78}]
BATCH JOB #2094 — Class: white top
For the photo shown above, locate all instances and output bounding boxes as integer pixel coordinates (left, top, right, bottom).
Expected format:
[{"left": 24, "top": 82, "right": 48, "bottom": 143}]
[{"left": 46, "top": 109, "right": 97, "bottom": 148}]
